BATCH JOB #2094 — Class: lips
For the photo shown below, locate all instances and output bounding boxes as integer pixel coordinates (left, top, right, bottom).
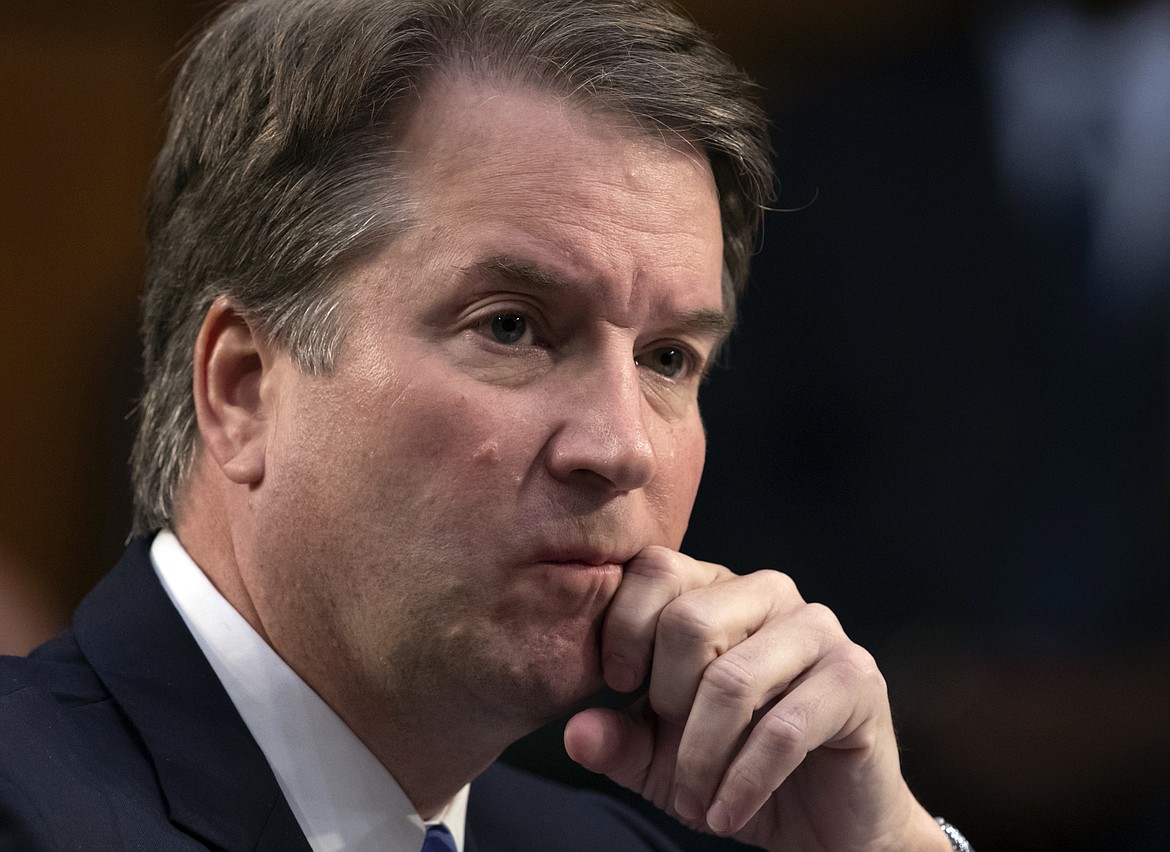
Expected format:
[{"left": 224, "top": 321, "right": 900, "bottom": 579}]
[{"left": 533, "top": 545, "right": 639, "bottom": 568}]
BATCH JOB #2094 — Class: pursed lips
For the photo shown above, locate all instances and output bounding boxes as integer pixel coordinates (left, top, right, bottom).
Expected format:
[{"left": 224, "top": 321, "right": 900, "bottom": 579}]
[{"left": 532, "top": 544, "right": 641, "bottom": 569}]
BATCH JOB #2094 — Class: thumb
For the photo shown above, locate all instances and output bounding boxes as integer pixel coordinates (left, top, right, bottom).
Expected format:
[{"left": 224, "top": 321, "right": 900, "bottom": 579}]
[{"left": 563, "top": 703, "right": 656, "bottom": 791}]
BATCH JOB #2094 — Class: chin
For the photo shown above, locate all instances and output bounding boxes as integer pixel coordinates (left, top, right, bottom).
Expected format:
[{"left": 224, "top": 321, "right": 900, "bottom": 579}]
[{"left": 471, "top": 631, "right": 606, "bottom": 723}]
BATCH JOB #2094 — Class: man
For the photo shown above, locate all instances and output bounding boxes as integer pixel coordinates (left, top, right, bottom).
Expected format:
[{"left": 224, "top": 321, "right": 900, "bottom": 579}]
[{"left": 0, "top": 1, "right": 970, "bottom": 850}]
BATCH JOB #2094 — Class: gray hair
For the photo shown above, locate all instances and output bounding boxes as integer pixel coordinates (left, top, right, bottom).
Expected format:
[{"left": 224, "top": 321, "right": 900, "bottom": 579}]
[{"left": 130, "top": 0, "right": 774, "bottom": 535}]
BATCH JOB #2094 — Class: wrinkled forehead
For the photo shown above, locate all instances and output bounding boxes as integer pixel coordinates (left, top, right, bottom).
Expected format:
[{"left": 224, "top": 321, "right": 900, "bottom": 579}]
[
  {"left": 329, "top": 73, "right": 727, "bottom": 343},
  {"left": 385, "top": 71, "right": 732, "bottom": 304},
  {"left": 407, "top": 73, "right": 710, "bottom": 179}
]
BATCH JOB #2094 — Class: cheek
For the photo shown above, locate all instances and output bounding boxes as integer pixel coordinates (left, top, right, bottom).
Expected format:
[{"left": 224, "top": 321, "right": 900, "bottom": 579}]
[
  {"left": 650, "top": 413, "right": 707, "bottom": 542},
  {"left": 357, "top": 378, "right": 535, "bottom": 500}
]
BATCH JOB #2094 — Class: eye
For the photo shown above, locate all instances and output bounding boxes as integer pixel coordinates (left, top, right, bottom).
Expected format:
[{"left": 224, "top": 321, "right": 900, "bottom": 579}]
[
  {"left": 488, "top": 312, "right": 529, "bottom": 345},
  {"left": 639, "top": 345, "right": 690, "bottom": 379}
]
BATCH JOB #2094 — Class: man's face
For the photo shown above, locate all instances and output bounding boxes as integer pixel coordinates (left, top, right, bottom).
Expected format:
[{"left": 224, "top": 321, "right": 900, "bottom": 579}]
[{"left": 250, "top": 77, "right": 726, "bottom": 727}]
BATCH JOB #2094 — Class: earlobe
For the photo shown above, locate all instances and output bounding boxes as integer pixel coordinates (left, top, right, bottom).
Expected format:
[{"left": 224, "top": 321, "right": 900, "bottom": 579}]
[{"left": 193, "top": 297, "right": 274, "bottom": 485}]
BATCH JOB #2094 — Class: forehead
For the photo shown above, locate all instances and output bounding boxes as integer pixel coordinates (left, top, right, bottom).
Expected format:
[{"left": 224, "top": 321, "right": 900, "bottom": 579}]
[{"left": 380, "top": 75, "right": 725, "bottom": 319}]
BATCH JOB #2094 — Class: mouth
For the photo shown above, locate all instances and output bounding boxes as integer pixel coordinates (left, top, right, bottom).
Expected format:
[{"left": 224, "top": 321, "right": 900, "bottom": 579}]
[
  {"left": 537, "top": 561, "right": 624, "bottom": 583},
  {"left": 526, "top": 545, "right": 639, "bottom": 599},
  {"left": 533, "top": 545, "right": 639, "bottom": 570}
]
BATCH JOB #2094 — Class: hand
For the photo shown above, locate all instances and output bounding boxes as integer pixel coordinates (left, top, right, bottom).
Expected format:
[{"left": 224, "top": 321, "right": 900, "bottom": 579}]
[{"left": 563, "top": 546, "right": 950, "bottom": 852}]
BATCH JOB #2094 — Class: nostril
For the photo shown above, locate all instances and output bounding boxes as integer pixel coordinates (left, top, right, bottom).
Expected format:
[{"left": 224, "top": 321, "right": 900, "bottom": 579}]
[{"left": 546, "top": 423, "right": 656, "bottom": 493}]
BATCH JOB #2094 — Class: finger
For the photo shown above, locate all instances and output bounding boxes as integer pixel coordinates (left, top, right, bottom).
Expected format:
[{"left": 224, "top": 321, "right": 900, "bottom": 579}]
[
  {"left": 669, "top": 601, "right": 842, "bottom": 823},
  {"left": 705, "top": 643, "right": 888, "bottom": 836},
  {"left": 563, "top": 702, "right": 681, "bottom": 812},
  {"left": 602, "top": 547, "right": 723, "bottom": 693},
  {"left": 648, "top": 569, "right": 804, "bottom": 724},
  {"left": 563, "top": 705, "right": 650, "bottom": 780}
]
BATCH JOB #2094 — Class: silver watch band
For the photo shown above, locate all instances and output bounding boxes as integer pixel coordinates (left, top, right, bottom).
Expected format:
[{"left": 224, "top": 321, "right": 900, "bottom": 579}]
[{"left": 935, "top": 817, "right": 973, "bottom": 851}]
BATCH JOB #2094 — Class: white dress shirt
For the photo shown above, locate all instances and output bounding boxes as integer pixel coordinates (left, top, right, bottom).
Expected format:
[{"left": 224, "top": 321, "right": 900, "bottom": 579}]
[{"left": 150, "top": 530, "right": 469, "bottom": 852}]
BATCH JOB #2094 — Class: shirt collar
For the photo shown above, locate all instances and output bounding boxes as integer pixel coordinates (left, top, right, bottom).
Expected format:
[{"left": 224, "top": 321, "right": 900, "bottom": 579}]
[{"left": 150, "top": 530, "right": 468, "bottom": 852}]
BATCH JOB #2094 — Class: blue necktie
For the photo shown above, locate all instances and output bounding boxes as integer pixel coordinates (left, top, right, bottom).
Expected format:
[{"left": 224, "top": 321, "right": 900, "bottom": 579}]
[{"left": 421, "top": 823, "right": 458, "bottom": 852}]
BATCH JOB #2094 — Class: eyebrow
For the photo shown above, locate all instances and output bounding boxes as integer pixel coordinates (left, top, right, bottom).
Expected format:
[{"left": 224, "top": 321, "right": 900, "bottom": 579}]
[
  {"left": 461, "top": 253, "right": 733, "bottom": 341},
  {"left": 467, "top": 255, "right": 570, "bottom": 292}
]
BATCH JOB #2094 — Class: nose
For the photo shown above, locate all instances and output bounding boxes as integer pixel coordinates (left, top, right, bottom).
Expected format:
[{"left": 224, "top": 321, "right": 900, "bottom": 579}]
[{"left": 545, "top": 354, "right": 657, "bottom": 493}]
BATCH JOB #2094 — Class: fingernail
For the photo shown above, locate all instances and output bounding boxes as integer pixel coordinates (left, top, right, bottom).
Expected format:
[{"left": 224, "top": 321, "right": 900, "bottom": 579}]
[
  {"left": 673, "top": 789, "right": 703, "bottom": 822},
  {"left": 706, "top": 801, "right": 732, "bottom": 835},
  {"left": 604, "top": 654, "right": 638, "bottom": 692}
]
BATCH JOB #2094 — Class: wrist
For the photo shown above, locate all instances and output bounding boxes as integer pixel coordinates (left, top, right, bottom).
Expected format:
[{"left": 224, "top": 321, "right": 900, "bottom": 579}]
[{"left": 888, "top": 803, "right": 961, "bottom": 852}]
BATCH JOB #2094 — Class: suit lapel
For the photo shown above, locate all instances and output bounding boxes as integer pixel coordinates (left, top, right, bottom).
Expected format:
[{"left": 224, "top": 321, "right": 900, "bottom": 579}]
[
  {"left": 463, "top": 822, "right": 481, "bottom": 852},
  {"left": 73, "top": 537, "right": 312, "bottom": 852}
]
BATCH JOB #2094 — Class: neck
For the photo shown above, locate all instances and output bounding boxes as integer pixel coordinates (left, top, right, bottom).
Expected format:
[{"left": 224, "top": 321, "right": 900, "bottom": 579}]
[{"left": 302, "top": 654, "right": 545, "bottom": 819}]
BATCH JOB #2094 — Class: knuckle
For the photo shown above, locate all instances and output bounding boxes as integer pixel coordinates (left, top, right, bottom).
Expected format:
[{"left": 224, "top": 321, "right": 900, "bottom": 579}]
[
  {"left": 658, "top": 596, "right": 720, "bottom": 646},
  {"left": 800, "top": 601, "right": 847, "bottom": 649},
  {"left": 757, "top": 710, "right": 808, "bottom": 759},
  {"left": 702, "top": 653, "right": 762, "bottom": 707},
  {"left": 675, "top": 736, "right": 717, "bottom": 780},
  {"left": 804, "top": 601, "right": 844, "bottom": 635},
  {"left": 833, "top": 644, "right": 886, "bottom": 690},
  {"left": 723, "top": 757, "right": 771, "bottom": 800},
  {"left": 755, "top": 568, "right": 800, "bottom": 601}
]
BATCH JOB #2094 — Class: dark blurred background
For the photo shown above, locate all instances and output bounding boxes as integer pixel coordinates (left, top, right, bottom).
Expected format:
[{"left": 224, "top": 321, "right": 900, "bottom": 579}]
[{"left": 2, "top": 1, "right": 1167, "bottom": 850}]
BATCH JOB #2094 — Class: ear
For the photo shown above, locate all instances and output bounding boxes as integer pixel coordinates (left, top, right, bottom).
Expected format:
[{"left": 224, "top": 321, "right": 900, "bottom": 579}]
[{"left": 193, "top": 296, "right": 278, "bottom": 485}]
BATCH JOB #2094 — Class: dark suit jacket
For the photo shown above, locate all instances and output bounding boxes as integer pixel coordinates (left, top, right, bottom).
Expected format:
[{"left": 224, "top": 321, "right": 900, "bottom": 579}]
[{"left": 0, "top": 538, "right": 683, "bottom": 851}]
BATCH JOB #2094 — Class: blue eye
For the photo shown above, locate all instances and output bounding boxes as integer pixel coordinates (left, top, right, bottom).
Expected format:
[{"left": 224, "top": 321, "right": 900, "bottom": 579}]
[
  {"left": 642, "top": 346, "right": 687, "bottom": 378},
  {"left": 490, "top": 313, "right": 527, "bottom": 344}
]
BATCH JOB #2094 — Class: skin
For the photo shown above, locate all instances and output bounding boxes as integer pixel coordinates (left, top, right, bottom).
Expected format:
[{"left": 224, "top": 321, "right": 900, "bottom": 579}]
[{"left": 178, "top": 75, "right": 950, "bottom": 851}]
